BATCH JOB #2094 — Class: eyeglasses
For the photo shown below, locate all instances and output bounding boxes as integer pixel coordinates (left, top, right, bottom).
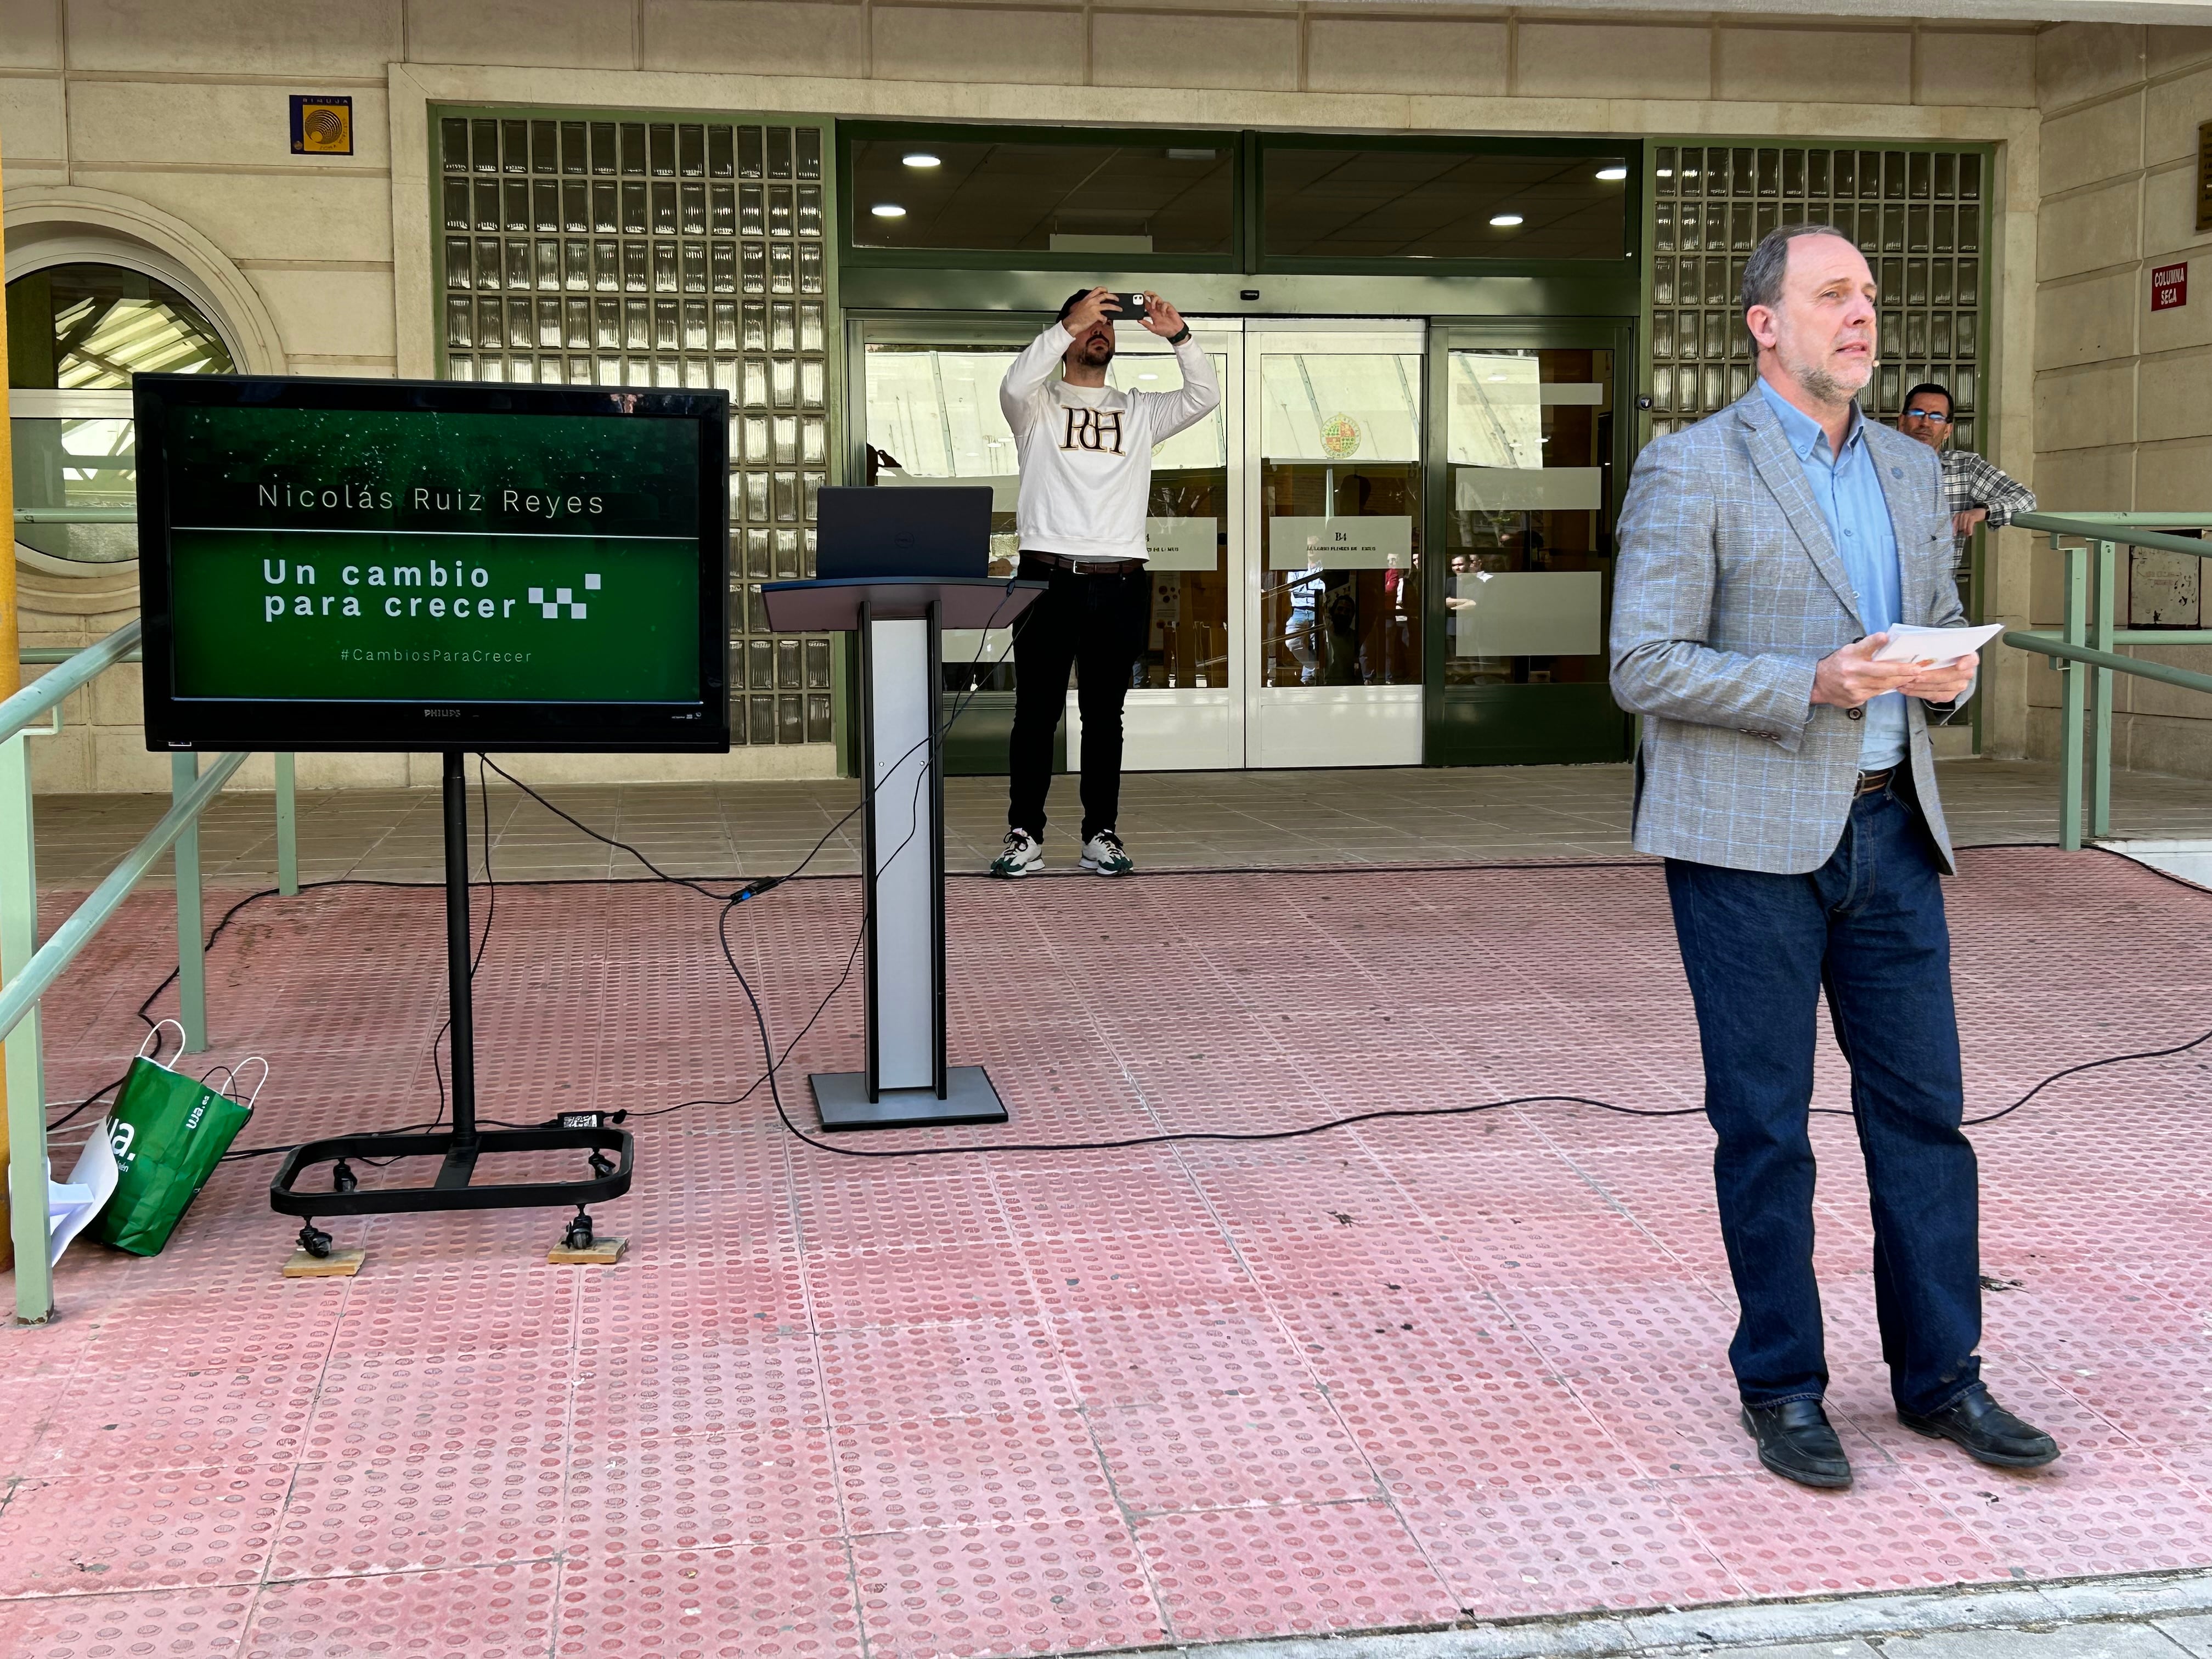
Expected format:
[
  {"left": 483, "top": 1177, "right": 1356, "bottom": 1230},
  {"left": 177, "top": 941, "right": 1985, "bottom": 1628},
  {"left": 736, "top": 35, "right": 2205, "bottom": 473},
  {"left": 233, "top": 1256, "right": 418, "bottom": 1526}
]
[{"left": 1902, "top": 408, "right": 1954, "bottom": 424}]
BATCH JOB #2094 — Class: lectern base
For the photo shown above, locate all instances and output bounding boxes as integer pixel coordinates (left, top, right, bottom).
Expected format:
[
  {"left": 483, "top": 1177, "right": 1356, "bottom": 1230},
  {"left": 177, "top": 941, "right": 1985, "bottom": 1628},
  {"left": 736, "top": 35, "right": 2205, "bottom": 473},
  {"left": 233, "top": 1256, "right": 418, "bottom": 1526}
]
[{"left": 809, "top": 1066, "right": 1008, "bottom": 1131}]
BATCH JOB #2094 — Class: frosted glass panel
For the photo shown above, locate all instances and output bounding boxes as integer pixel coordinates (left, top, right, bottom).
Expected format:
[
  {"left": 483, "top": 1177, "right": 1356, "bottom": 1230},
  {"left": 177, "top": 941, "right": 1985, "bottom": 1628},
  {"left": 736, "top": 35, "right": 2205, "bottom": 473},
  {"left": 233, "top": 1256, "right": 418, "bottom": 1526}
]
[
  {"left": 1453, "top": 570, "right": 1604, "bottom": 658},
  {"left": 1146, "top": 516, "right": 1218, "bottom": 571},
  {"left": 1268, "top": 515, "right": 1414, "bottom": 571},
  {"left": 1455, "top": 467, "right": 1605, "bottom": 511}
]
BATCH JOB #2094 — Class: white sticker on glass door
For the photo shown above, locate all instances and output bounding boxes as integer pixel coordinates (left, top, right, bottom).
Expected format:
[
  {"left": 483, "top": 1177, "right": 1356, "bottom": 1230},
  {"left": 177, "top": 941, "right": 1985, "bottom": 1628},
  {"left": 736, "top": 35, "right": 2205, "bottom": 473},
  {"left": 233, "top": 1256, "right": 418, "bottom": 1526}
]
[
  {"left": 1452, "top": 569, "right": 1604, "bottom": 657},
  {"left": 1146, "top": 516, "right": 1219, "bottom": 571},
  {"left": 1454, "top": 467, "right": 1604, "bottom": 512},
  {"left": 1267, "top": 516, "right": 1413, "bottom": 571}
]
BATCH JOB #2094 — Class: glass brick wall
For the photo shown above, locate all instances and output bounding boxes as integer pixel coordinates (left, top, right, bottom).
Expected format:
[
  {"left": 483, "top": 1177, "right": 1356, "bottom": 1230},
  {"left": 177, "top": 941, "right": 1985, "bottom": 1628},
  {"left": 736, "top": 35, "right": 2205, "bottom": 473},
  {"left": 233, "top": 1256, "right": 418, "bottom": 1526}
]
[
  {"left": 435, "top": 112, "right": 837, "bottom": 747},
  {"left": 1645, "top": 144, "right": 1994, "bottom": 613},
  {"left": 1647, "top": 144, "right": 1988, "bottom": 445}
]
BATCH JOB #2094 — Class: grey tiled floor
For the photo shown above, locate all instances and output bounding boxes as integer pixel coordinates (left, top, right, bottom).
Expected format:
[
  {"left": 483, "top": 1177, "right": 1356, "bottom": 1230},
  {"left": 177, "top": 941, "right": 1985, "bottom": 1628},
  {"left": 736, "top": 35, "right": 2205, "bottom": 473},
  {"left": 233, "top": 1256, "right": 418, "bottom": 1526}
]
[{"left": 31, "top": 756, "right": 2212, "bottom": 890}]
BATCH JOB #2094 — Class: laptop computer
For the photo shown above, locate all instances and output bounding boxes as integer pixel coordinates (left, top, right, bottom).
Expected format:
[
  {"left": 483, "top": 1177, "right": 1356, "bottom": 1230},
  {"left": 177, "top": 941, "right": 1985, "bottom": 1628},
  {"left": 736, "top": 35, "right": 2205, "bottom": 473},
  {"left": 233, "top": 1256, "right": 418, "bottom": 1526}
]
[{"left": 815, "top": 485, "right": 993, "bottom": 582}]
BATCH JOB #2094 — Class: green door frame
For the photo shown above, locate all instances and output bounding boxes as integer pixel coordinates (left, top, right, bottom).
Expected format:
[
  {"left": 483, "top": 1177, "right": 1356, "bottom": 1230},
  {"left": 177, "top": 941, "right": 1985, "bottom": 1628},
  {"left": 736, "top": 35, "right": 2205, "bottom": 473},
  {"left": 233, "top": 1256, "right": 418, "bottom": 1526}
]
[{"left": 1422, "top": 315, "right": 1639, "bottom": 768}]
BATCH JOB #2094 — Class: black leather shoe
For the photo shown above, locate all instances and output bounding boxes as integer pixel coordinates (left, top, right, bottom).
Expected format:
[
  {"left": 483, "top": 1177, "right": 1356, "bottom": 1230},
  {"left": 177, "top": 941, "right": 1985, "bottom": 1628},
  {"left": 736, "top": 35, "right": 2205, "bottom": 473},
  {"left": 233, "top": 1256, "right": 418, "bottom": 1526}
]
[
  {"left": 1740, "top": 1398, "right": 1853, "bottom": 1488},
  {"left": 1898, "top": 1385, "right": 2061, "bottom": 1469}
]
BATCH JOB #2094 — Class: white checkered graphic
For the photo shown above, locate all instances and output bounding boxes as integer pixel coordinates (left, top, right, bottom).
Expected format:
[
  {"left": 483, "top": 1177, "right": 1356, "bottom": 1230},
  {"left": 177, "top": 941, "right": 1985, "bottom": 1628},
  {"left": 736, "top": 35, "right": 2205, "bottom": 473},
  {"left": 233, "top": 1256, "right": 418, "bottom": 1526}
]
[{"left": 527, "top": 576, "right": 598, "bottom": 620}]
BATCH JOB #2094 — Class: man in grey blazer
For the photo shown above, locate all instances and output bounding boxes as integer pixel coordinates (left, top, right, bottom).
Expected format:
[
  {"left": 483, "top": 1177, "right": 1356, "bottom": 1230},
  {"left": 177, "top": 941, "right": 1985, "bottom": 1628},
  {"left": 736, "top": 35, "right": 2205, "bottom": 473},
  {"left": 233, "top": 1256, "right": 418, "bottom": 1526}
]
[{"left": 1611, "top": 223, "right": 2058, "bottom": 1489}]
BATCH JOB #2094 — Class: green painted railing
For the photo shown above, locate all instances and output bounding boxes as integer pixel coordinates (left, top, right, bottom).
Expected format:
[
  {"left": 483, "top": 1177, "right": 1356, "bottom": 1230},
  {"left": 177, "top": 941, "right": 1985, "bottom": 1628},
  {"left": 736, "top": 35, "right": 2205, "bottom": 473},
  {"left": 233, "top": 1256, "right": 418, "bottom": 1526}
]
[
  {"left": 0, "top": 620, "right": 298, "bottom": 1324},
  {"left": 2004, "top": 511, "right": 2212, "bottom": 850}
]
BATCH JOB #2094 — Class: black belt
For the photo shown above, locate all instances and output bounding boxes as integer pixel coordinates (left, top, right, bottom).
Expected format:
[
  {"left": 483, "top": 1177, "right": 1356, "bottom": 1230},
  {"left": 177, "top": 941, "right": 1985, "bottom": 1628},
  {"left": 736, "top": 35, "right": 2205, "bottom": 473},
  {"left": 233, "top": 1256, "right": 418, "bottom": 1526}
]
[
  {"left": 1025, "top": 550, "right": 1146, "bottom": 577},
  {"left": 1855, "top": 766, "right": 1898, "bottom": 797}
]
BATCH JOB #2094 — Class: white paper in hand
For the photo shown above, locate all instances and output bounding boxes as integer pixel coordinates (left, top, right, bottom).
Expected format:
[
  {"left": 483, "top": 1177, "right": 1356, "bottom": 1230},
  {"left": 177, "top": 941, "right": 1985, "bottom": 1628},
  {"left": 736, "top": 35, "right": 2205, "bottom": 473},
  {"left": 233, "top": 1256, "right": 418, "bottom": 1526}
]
[{"left": 1871, "top": 622, "right": 2003, "bottom": 667}]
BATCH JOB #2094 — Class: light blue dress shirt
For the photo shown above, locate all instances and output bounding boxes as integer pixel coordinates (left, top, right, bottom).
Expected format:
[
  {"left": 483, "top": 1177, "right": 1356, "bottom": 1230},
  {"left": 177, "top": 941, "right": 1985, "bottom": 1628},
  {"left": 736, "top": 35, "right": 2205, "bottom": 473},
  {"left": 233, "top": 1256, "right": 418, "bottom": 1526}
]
[{"left": 1756, "top": 380, "right": 1906, "bottom": 768}]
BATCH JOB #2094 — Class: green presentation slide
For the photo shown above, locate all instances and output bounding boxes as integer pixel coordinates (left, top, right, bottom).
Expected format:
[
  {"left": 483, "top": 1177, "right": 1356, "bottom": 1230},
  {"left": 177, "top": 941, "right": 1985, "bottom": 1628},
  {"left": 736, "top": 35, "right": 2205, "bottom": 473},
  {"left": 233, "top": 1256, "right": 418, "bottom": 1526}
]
[{"left": 164, "top": 405, "right": 706, "bottom": 703}]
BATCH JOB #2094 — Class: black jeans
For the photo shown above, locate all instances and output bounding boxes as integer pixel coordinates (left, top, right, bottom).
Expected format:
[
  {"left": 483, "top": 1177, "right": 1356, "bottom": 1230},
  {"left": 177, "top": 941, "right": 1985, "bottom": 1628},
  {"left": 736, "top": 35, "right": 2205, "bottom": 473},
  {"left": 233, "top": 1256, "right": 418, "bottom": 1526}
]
[
  {"left": 1007, "top": 553, "right": 1148, "bottom": 844},
  {"left": 1663, "top": 774, "right": 1982, "bottom": 1417}
]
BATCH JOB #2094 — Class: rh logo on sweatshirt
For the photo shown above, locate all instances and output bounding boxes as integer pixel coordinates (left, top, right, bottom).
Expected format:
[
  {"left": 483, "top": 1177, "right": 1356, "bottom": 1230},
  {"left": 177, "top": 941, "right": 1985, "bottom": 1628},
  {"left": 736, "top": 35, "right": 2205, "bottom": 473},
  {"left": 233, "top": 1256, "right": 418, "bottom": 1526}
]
[{"left": 1060, "top": 408, "right": 1126, "bottom": 456}]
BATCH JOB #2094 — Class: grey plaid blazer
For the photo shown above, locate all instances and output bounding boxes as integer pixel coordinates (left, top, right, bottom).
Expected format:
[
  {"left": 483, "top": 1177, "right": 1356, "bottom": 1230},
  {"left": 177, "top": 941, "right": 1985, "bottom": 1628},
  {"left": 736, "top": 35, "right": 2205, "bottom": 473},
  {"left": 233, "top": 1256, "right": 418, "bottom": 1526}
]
[{"left": 1610, "top": 387, "right": 1970, "bottom": 876}]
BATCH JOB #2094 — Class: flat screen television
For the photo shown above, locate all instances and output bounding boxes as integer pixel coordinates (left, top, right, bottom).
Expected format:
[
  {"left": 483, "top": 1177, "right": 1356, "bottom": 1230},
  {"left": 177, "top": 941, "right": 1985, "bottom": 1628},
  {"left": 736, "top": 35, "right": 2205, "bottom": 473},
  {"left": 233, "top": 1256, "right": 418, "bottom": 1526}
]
[{"left": 136, "top": 375, "right": 730, "bottom": 752}]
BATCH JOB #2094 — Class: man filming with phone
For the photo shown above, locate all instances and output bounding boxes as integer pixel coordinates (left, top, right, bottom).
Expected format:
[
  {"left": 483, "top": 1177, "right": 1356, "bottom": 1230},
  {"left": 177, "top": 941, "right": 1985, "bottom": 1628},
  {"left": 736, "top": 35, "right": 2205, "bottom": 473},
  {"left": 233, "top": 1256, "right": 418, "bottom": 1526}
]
[{"left": 990, "top": 286, "right": 1218, "bottom": 879}]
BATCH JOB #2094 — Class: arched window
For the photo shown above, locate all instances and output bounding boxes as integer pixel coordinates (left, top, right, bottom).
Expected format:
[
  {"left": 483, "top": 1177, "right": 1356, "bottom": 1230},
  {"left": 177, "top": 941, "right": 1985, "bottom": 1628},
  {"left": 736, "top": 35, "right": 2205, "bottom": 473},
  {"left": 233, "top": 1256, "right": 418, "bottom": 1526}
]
[{"left": 8, "top": 262, "right": 237, "bottom": 570}]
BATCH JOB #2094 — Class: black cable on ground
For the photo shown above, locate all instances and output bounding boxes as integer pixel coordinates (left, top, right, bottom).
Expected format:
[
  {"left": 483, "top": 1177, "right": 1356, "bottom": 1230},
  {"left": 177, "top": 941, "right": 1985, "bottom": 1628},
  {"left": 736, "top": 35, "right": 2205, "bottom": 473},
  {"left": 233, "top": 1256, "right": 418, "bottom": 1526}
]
[
  {"left": 66, "top": 810, "right": 2203, "bottom": 1165},
  {"left": 211, "top": 586, "right": 1028, "bottom": 1161}
]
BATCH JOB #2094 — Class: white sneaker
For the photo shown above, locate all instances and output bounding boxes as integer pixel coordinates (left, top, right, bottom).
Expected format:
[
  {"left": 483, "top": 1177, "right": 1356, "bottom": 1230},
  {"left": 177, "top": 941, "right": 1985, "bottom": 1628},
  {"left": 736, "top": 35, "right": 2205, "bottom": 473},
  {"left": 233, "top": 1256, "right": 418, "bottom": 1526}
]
[
  {"left": 990, "top": 829, "right": 1043, "bottom": 877},
  {"left": 1080, "top": 830, "right": 1134, "bottom": 876}
]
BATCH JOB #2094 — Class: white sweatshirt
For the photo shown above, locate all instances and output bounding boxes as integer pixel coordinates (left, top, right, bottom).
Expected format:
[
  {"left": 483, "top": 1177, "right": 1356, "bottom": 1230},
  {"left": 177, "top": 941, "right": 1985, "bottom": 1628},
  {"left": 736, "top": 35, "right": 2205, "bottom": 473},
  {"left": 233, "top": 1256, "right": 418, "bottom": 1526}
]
[{"left": 998, "top": 321, "right": 1221, "bottom": 563}]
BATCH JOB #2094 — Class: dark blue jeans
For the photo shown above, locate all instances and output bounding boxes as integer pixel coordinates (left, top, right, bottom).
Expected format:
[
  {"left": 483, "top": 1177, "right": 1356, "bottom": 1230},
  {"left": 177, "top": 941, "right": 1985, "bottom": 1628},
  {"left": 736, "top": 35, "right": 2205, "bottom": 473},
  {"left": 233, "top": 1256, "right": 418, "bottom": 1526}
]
[{"left": 1664, "top": 775, "right": 1982, "bottom": 1417}]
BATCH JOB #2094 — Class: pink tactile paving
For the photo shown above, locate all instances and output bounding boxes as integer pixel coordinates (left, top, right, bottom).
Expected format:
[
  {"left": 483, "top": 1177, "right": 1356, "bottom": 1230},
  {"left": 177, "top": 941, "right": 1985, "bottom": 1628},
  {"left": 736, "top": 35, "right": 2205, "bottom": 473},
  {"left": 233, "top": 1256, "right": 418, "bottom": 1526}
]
[
  {"left": 557, "top": 1538, "right": 864, "bottom": 1659},
  {"left": 0, "top": 1584, "right": 257, "bottom": 1659},
  {"left": 12, "top": 846, "right": 2212, "bottom": 1653},
  {"left": 1136, "top": 1500, "right": 1462, "bottom": 1641},
  {"left": 251, "top": 1561, "right": 560, "bottom": 1659},
  {"left": 850, "top": 1517, "right": 1165, "bottom": 1658},
  {"left": 1400, "top": 1481, "right": 1746, "bottom": 1617},
  {"left": 1088, "top": 1385, "right": 1381, "bottom": 1513}
]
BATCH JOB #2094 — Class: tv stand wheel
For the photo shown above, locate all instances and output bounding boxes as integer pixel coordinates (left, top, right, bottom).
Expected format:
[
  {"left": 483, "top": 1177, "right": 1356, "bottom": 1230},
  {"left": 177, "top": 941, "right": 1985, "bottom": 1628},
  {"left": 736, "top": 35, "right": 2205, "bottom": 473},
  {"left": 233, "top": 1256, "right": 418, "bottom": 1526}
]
[
  {"left": 332, "top": 1160, "right": 359, "bottom": 1194},
  {"left": 563, "top": 1209, "right": 595, "bottom": 1252},
  {"left": 297, "top": 1223, "right": 334, "bottom": 1260}
]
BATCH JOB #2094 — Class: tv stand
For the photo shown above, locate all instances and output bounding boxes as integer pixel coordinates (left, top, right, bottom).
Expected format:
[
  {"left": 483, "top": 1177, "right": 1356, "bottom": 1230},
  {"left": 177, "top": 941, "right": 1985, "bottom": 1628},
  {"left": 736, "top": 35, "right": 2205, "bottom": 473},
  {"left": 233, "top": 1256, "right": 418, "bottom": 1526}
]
[{"left": 267, "top": 751, "right": 633, "bottom": 1253}]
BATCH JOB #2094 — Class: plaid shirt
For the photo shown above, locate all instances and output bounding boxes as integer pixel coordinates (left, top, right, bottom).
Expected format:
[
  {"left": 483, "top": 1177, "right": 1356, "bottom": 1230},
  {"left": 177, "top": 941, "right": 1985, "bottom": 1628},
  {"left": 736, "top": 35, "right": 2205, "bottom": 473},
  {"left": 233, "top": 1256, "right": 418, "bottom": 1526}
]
[{"left": 1941, "top": 447, "right": 2036, "bottom": 545}]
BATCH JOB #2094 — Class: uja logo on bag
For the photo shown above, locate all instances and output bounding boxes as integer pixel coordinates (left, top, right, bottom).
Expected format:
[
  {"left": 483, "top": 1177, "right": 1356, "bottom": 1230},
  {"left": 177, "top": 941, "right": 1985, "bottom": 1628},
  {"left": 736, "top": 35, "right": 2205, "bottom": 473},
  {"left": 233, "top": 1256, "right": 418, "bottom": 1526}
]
[{"left": 109, "top": 1119, "right": 138, "bottom": 1172}]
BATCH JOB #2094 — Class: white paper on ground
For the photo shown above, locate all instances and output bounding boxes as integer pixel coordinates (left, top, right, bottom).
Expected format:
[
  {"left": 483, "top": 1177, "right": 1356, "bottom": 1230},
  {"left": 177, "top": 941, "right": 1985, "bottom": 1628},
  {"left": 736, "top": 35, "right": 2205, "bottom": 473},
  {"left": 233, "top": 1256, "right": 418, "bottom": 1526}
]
[
  {"left": 48, "top": 1119, "right": 119, "bottom": 1267},
  {"left": 1871, "top": 622, "right": 2005, "bottom": 665}
]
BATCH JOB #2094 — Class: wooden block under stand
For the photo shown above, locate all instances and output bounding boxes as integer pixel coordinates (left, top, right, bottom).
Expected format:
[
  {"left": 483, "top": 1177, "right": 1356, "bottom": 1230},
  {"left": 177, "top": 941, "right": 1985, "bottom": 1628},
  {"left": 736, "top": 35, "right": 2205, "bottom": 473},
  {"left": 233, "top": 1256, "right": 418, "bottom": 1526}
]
[
  {"left": 548, "top": 1235, "right": 628, "bottom": 1266},
  {"left": 282, "top": 1245, "right": 366, "bottom": 1278}
]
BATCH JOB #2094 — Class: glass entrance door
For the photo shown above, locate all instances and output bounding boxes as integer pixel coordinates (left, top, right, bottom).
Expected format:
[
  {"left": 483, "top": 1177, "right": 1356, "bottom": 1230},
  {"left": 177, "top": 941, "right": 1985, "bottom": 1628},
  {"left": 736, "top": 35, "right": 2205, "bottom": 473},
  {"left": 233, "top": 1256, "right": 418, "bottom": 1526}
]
[
  {"left": 1430, "top": 325, "right": 1632, "bottom": 766},
  {"left": 1245, "top": 323, "right": 1427, "bottom": 768},
  {"left": 1064, "top": 318, "right": 1244, "bottom": 771},
  {"left": 856, "top": 315, "right": 1240, "bottom": 774},
  {"left": 856, "top": 314, "right": 1629, "bottom": 775}
]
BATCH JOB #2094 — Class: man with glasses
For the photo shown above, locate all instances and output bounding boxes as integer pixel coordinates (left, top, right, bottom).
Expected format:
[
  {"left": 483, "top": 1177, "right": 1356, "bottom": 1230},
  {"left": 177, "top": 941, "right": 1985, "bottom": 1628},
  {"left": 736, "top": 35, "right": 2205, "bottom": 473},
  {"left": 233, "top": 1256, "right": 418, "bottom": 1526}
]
[{"left": 1898, "top": 382, "right": 2035, "bottom": 551}]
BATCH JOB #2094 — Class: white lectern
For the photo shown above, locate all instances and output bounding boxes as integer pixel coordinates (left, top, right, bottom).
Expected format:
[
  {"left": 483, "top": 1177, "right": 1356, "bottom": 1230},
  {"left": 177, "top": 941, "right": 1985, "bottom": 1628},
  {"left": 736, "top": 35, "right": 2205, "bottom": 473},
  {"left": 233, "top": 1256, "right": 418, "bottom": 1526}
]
[{"left": 760, "top": 575, "right": 1043, "bottom": 1129}]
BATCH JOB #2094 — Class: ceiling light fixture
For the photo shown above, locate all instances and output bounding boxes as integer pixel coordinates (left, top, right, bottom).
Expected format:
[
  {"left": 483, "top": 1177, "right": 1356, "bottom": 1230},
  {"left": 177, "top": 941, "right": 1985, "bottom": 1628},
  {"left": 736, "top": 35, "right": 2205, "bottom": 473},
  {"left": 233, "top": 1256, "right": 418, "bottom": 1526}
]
[
  {"left": 1595, "top": 166, "right": 1628, "bottom": 182},
  {"left": 1489, "top": 213, "right": 1523, "bottom": 228},
  {"left": 871, "top": 204, "right": 907, "bottom": 218},
  {"left": 902, "top": 153, "right": 940, "bottom": 168}
]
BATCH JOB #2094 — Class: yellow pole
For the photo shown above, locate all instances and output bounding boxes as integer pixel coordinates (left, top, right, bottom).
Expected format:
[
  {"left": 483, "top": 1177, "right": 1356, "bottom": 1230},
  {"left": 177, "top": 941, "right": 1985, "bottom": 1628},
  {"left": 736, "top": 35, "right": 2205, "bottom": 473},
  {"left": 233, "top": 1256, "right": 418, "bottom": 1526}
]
[{"left": 0, "top": 128, "right": 19, "bottom": 1274}]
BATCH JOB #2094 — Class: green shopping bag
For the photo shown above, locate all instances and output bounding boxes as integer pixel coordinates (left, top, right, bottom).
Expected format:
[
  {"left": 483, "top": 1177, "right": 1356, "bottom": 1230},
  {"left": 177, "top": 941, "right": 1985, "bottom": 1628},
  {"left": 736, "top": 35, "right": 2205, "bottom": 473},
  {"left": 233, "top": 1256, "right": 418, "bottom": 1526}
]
[{"left": 95, "top": 1022, "right": 265, "bottom": 1257}]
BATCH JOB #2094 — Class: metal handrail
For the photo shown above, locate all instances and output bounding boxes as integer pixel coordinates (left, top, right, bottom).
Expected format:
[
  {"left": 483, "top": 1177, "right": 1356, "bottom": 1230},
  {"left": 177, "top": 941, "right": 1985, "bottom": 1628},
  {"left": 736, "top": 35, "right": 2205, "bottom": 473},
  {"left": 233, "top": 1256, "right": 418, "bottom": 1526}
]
[
  {"left": 2010, "top": 512, "right": 2210, "bottom": 559},
  {"left": 2001, "top": 633, "right": 2212, "bottom": 698},
  {"left": 0, "top": 752, "right": 247, "bottom": 1046},
  {"left": 12, "top": 507, "right": 136, "bottom": 524},
  {"left": 0, "top": 618, "right": 141, "bottom": 743},
  {"left": 0, "top": 619, "right": 285, "bottom": 1325},
  {"left": 2000, "top": 512, "right": 2212, "bottom": 850}
]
